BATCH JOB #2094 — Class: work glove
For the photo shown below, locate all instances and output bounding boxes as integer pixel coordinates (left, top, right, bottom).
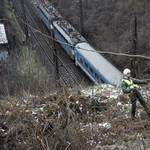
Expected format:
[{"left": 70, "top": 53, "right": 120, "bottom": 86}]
[
  {"left": 145, "top": 79, "right": 150, "bottom": 83},
  {"left": 130, "top": 88, "right": 137, "bottom": 92}
]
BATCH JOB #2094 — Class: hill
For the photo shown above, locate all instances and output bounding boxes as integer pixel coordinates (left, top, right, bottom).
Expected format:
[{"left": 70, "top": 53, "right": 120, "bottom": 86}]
[
  {"left": 49, "top": 0, "right": 150, "bottom": 76},
  {"left": 1, "top": 0, "right": 150, "bottom": 149}
]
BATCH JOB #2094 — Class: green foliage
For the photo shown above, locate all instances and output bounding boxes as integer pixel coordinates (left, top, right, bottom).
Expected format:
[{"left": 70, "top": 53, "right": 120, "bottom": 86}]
[
  {"left": 69, "top": 102, "right": 74, "bottom": 109},
  {"left": 108, "top": 98, "right": 114, "bottom": 104},
  {"left": 17, "top": 47, "right": 40, "bottom": 78},
  {"left": 130, "top": 136, "right": 136, "bottom": 141},
  {"left": 89, "top": 98, "right": 107, "bottom": 111},
  {"left": 4, "top": 0, "right": 13, "bottom": 10},
  {"left": 4, "top": 0, "right": 24, "bottom": 41},
  {"left": 78, "top": 90, "right": 81, "bottom": 95}
]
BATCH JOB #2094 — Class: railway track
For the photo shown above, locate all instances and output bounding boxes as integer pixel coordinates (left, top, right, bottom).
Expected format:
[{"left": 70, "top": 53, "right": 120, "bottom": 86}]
[{"left": 13, "top": 0, "right": 92, "bottom": 89}]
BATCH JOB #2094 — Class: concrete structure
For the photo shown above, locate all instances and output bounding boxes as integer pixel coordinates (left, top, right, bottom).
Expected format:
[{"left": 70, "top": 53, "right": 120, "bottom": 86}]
[
  {"left": 0, "top": 23, "right": 8, "bottom": 44},
  {"left": 0, "top": 23, "right": 8, "bottom": 61}
]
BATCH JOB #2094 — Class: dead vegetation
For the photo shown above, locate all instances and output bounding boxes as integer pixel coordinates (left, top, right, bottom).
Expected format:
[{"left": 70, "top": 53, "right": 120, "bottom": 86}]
[
  {"left": 1, "top": 0, "right": 150, "bottom": 149},
  {"left": 1, "top": 85, "right": 150, "bottom": 150}
]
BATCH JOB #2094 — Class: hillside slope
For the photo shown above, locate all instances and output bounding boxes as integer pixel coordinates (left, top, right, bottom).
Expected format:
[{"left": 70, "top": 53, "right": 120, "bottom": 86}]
[{"left": 49, "top": 0, "right": 150, "bottom": 75}]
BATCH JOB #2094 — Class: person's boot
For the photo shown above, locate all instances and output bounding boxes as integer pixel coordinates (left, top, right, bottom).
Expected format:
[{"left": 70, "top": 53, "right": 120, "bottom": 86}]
[
  {"left": 130, "top": 117, "right": 134, "bottom": 121},
  {"left": 130, "top": 116, "right": 136, "bottom": 121}
]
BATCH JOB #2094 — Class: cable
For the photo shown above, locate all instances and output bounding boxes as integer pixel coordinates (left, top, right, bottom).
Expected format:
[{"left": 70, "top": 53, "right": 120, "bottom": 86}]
[{"left": 18, "top": 17, "right": 150, "bottom": 60}]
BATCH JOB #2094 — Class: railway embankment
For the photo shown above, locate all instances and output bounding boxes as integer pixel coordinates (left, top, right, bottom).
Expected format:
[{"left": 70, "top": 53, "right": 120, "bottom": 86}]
[
  {"left": 1, "top": 0, "right": 150, "bottom": 150},
  {"left": 0, "top": 0, "right": 24, "bottom": 98}
]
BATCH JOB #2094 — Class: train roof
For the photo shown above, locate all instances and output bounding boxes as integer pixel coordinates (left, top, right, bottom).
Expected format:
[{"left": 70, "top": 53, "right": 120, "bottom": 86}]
[
  {"left": 53, "top": 20, "right": 86, "bottom": 44},
  {"left": 0, "top": 23, "right": 8, "bottom": 44},
  {"left": 75, "top": 43, "right": 123, "bottom": 87},
  {"left": 39, "top": 2, "right": 62, "bottom": 20}
]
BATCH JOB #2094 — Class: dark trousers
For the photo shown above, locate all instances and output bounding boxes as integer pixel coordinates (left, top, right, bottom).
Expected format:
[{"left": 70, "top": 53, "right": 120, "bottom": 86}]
[{"left": 129, "top": 92, "right": 150, "bottom": 117}]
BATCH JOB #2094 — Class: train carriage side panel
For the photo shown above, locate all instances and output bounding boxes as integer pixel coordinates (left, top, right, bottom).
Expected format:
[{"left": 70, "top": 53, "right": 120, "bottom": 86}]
[
  {"left": 75, "top": 43, "right": 123, "bottom": 87},
  {"left": 39, "top": 6, "right": 51, "bottom": 30},
  {"left": 75, "top": 49, "right": 110, "bottom": 85},
  {"left": 38, "top": 3, "right": 62, "bottom": 30},
  {"left": 53, "top": 22, "right": 75, "bottom": 60}
]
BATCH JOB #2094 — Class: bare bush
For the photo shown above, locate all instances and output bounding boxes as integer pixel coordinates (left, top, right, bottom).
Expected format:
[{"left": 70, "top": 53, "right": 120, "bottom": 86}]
[{"left": 1, "top": 85, "right": 150, "bottom": 149}]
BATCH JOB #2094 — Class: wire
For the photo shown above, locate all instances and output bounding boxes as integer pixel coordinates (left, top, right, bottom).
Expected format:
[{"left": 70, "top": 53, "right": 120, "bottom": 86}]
[{"left": 18, "top": 17, "right": 150, "bottom": 60}]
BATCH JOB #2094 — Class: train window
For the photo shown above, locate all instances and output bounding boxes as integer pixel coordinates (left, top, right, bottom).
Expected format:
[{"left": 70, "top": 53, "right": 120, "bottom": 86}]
[
  {"left": 55, "top": 28, "right": 57, "bottom": 32},
  {"left": 89, "top": 67, "right": 93, "bottom": 75},
  {"left": 80, "top": 57, "right": 83, "bottom": 64},
  {"left": 95, "top": 73, "right": 99, "bottom": 81},
  {"left": 65, "top": 38, "right": 67, "bottom": 43},
  {"left": 101, "top": 78, "right": 105, "bottom": 83},
  {"left": 85, "top": 62, "right": 88, "bottom": 69},
  {"left": 58, "top": 30, "right": 61, "bottom": 35}
]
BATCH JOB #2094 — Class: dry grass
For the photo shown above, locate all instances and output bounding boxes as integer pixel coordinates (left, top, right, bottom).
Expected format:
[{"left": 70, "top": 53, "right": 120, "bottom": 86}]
[
  {"left": 1, "top": 85, "right": 150, "bottom": 150},
  {"left": 1, "top": 0, "right": 150, "bottom": 149}
]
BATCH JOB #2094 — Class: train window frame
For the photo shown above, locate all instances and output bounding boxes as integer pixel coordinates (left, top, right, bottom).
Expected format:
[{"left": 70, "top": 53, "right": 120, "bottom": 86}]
[
  {"left": 95, "top": 73, "right": 99, "bottom": 81},
  {"left": 57, "top": 29, "right": 60, "bottom": 34},
  {"left": 84, "top": 62, "right": 88, "bottom": 69},
  {"left": 79, "top": 57, "right": 83, "bottom": 64},
  {"left": 101, "top": 78, "right": 105, "bottom": 83},
  {"left": 89, "top": 67, "right": 93, "bottom": 75}
]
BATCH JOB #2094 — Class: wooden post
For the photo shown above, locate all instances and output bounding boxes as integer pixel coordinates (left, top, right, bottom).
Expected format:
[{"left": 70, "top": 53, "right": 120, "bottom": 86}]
[{"left": 51, "top": 25, "right": 59, "bottom": 81}]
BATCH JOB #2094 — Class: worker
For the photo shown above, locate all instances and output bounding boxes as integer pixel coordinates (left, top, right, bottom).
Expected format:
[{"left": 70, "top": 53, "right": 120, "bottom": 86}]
[{"left": 121, "top": 68, "right": 150, "bottom": 121}]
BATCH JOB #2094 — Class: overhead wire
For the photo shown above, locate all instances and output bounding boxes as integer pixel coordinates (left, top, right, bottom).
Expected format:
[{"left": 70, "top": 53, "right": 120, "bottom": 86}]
[
  {"left": 18, "top": 16, "right": 150, "bottom": 60},
  {"left": 56, "top": 6, "right": 100, "bottom": 35}
]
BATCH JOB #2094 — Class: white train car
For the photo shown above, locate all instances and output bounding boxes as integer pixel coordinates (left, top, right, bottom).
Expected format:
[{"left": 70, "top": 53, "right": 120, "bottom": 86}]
[{"left": 75, "top": 43, "right": 123, "bottom": 87}]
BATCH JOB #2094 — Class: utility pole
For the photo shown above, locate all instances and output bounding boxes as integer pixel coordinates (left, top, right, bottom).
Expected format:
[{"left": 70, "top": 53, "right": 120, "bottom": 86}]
[
  {"left": 133, "top": 16, "right": 138, "bottom": 78},
  {"left": 21, "top": 0, "right": 29, "bottom": 42},
  {"left": 51, "top": 25, "right": 59, "bottom": 84},
  {"left": 79, "top": 0, "right": 84, "bottom": 35}
]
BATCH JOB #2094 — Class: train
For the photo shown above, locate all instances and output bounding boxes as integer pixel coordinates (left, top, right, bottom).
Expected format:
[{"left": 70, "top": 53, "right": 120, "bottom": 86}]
[{"left": 37, "top": 2, "right": 123, "bottom": 87}]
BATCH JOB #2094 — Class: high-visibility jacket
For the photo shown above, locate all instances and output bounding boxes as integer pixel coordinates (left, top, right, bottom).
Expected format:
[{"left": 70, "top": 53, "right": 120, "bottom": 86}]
[{"left": 122, "top": 78, "right": 139, "bottom": 95}]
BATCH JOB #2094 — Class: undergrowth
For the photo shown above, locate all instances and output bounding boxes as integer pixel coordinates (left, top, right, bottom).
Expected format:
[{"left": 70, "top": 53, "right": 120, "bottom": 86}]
[{"left": 0, "top": 85, "right": 150, "bottom": 150}]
